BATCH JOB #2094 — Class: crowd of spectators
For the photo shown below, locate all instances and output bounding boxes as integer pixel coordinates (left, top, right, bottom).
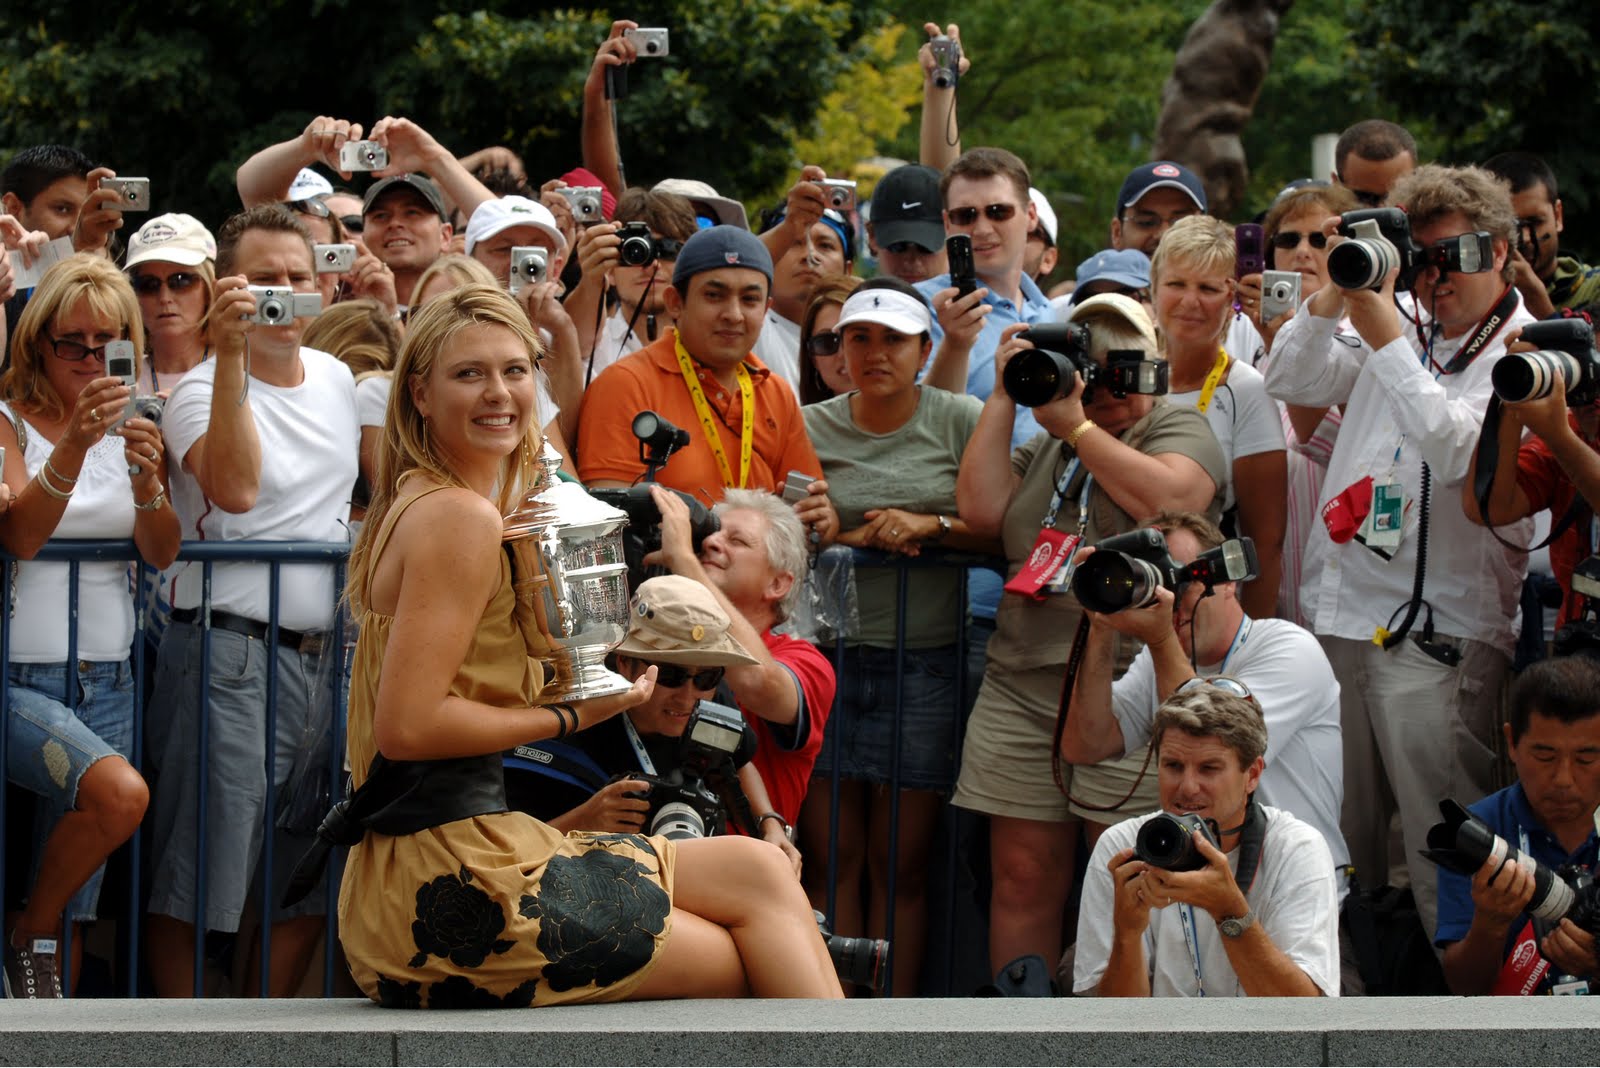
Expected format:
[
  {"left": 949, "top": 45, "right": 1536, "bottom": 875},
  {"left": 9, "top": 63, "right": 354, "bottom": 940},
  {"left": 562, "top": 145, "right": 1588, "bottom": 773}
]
[{"left": 3, "top": 16, "right": 1600, "bottom": 1003}]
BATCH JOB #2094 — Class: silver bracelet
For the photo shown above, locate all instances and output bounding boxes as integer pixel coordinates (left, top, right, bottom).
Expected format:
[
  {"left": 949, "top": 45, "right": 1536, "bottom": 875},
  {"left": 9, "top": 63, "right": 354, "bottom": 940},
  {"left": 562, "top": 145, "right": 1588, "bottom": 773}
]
[
  {"left": 133, "top": 488, "right": 167, "bottom": 512},
  {"left": 44, "top": 455, "right": 79, "bottom": 485},
  {"left": 35, "top": 469, "right": 73, "bottom": 501}
]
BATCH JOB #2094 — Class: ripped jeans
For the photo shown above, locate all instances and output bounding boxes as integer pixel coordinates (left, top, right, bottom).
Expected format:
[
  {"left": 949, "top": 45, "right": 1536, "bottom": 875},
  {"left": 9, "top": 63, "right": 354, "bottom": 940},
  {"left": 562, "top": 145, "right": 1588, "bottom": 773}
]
[{"left": 5, "top": 659, "right": 136, "bottom": 922}]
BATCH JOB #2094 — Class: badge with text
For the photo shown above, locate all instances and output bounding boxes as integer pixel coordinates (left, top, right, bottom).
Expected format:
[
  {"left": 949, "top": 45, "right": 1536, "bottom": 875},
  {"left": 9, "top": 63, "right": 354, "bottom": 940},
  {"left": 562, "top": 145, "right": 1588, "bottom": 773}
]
[
  {"left": 1491, "top": 919, "right": 1551, "bottom": 996},
  {"left": 1362, "top": 479, "right": 1406, "bottom": 550},
  {"left": 1005, "top": 530, "right": 1079, "bottom": 601}
]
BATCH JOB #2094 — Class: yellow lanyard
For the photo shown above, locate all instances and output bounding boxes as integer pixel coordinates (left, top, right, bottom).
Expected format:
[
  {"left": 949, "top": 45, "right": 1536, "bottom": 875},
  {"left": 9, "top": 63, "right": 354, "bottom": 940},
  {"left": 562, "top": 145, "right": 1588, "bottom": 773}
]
[
  {"left": 1195, "top": 347, "right": 1231, "bottom": 414},
  {"left": 674, "top": 333, "right": 753, "bottom": 489}
]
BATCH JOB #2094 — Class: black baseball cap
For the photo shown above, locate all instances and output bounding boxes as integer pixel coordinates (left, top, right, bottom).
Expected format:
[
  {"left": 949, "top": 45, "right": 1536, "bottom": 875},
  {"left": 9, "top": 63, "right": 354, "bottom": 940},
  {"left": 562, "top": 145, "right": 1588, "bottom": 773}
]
[
  {"left": 362, "top": 174, "right": 448, "bottom": 220},
  {"left": 869, "top": 165, "right": 944, "bottom": 253}
]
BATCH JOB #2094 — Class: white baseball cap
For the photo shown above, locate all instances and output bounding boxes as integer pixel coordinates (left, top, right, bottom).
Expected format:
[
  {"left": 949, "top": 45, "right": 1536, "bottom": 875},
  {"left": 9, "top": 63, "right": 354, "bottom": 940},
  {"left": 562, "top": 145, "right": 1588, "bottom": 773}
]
[
  {"left": 465, "top": 196, "right": 567, "bottom": 256},
  {"left": 124, "top": 213, "right": 217, "bottom": 270},
  {"left": 833, "top": 286, "right": 933, "bottom": 336},
  {"left": 1029, "top": 188, "right": 1058, "bottom": 245},
  {"left": 288, "top": 167, "right": 334, "bottom": 202}
]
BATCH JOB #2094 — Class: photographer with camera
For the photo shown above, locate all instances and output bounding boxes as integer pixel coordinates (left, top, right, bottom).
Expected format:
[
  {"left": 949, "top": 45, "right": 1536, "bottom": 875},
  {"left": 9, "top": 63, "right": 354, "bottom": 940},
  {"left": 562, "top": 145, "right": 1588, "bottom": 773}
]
[
  {"left": 952, "top": 293, "right": 1225, "bottom": 986},
  {"left": 506, "top": 576, "right": 800, "bottom": 872},
  {"left": 1261, "top": 163, "right": 1536, "bottom": 940},
  {"left": 1061, "top": 511, "right": 1347, "bottom": 874},
  {"left": 145, "top": 206, "right": 359, "bottom": 997},
  {"left": 1435, "top": 656, "right": 1600, "bottom": 995},
  {"left": 1483, "top": 152, "right": 1600, "bottom": 321},
  {"left": 754, "top": 166, "right": 857, "bottom": 393},
  {"left": 1074, "top": 683, "right": 1339, "bottom": 996}
]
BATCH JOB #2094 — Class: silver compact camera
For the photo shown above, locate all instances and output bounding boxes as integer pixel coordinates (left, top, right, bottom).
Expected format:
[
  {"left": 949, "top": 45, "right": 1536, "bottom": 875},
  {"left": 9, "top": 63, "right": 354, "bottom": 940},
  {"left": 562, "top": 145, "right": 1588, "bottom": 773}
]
[
  {"left": 818, "top": 178, "right": 857, "bottom": 212},
  {"left": 1260, "top": 270, "right": 1302, "bottom": 322},
  {"left": 339, "top": 140, "right": 389, "bottom": 171},
  {"left": 509, "top": 247, "right": 548, "bottom": 294},
  {"left": 929, "top": 34, "right": 962, "bottom": 90},
  {"left": 624, "top": 27, "right": 669, "bottom": 57},
  {"left": 314, "top": 243, "right": 357, "bottom": 273},
  {"left": 247, "top": 285, "right": 322, "bottom": 325},
  {"left": 124, "top": 394, "right": 165, "bottom": 428},
  {"left": 102, "top": 178, "right": 150, "bottom": 212},
  {"left": 560, "top": 186, "right": 605, "bottom": 225}
]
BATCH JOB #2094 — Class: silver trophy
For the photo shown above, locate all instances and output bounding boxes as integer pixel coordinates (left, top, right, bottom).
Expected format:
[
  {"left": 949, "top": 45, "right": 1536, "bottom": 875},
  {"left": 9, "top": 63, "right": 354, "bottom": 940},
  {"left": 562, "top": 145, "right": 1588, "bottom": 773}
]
[{"left": 503, "top": 440, "right": 633, "bottom": 700}]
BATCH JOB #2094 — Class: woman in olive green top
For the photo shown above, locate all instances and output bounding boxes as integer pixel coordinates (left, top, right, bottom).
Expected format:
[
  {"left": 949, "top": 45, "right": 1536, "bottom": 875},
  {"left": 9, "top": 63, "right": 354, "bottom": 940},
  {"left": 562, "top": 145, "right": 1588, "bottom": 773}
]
[{"left": 953, "top": 294, "right": 1227, "bottom": 984}]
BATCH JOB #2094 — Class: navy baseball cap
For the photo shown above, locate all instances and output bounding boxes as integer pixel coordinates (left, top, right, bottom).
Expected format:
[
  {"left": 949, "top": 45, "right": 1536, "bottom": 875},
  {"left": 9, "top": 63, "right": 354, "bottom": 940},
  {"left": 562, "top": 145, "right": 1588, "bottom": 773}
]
[
  {"left": 671, "top": 225, "right": 774, "bottom": 290},
  {"left": 1117, "top": 161, "right": 1207, "bottom": 215},
  {"left": 869, "top": 164, "right": 944, "bottom": 253}
]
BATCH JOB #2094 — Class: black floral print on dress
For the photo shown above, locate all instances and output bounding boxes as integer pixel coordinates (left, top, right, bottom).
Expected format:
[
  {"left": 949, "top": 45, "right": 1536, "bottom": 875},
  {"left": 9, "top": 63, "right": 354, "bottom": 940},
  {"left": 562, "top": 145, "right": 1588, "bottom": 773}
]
[
  {"left": 375, "top": 974, "right": 423, "bottom": 1009},
  {"left": 409, "top": 866, "right": 516, "bottom": 969},
  {"left": 519, "top": 834, "right": 670, "bottom": 992},
  {"left": 427, "top": 974, "right": 539, "bottom": 1009}
]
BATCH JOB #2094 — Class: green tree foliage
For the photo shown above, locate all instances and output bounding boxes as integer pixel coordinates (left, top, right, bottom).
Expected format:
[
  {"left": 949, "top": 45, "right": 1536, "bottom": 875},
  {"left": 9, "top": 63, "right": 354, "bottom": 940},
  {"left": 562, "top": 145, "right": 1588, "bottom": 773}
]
[{"left": 1351, "top": 0, "right": 1600, "bottom": 256}]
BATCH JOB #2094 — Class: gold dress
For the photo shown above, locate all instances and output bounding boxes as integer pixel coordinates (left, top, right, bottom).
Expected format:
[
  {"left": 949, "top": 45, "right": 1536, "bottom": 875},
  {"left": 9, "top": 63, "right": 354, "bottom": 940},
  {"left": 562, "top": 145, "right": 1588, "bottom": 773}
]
[{"left": 337, "top": 487, "right": 675, "bottom": 1008}]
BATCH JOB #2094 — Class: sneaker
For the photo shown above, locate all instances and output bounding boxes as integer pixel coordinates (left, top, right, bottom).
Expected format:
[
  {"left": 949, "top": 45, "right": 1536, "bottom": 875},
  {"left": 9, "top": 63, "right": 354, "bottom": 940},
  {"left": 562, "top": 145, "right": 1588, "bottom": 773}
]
[{"left": 5, "top": 938, "right": 63, "bottom": 998}]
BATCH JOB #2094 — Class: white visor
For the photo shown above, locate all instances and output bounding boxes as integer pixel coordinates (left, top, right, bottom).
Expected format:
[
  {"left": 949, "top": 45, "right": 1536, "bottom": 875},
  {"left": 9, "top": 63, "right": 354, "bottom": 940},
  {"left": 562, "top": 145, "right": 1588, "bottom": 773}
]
[{"left": 833, "top": 288, "right": 932, "bottom": 336}]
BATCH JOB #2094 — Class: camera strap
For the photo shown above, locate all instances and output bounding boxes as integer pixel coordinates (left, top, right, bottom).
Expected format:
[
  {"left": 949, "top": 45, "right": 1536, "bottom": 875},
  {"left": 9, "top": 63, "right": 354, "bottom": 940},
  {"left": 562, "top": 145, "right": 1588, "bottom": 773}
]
[
  {"left": 1195, "top": 349, "right": 1231, "bottom": 414},
  {"left": 1470, "top": 394, "right": 1589, "bottom": 553},
  {"left": 674, "top": 334, "right": 753, "bottom": 488},
  {"left": 1176, "top": 799, "right": 1266, "bottom": 997},
  {"left": 622, "top": 713, "right": 660, "bottom": 776}
]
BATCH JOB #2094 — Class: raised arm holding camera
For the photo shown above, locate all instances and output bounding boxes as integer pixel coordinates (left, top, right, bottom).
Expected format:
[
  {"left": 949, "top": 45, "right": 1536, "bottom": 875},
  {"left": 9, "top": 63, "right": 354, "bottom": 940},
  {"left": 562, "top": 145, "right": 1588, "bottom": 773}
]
[
  {"left": 1074, "top": 684, "right": 1339, "bottom": 997},
  {"left": 1261, "top": 163, "right": 1536, "bottom": 940}
]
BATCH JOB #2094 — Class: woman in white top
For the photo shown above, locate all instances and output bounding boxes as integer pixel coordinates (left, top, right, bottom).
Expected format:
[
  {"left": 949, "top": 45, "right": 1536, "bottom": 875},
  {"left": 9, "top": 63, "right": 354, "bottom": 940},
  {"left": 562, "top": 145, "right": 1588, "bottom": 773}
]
[
  {"left": 1150, "top": 216, "right": 1287, "bottom": 617},
  {"left": 0, "top": 255, "right": 180, "bottom": 995},
  {"left": 124, "top": 213, "right": 216, "bottom": 396}
]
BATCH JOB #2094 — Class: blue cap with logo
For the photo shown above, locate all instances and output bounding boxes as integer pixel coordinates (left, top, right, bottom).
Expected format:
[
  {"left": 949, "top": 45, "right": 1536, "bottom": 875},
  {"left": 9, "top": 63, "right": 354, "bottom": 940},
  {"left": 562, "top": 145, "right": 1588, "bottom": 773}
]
[
  {"left": 1117, "top": 161, "right": 1207, "bottom": 214},
  {"left": 671, "top": 225, "right": 774, "bottom": 290}
]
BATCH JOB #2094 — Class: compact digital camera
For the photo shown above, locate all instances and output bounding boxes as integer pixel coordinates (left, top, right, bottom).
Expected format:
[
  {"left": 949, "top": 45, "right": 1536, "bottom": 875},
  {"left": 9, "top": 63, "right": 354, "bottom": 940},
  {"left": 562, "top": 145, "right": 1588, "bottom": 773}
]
[
  {"left": 624, "top": 27, "right": 669, "bottom": 56},
  {"left": 247, "top": 286, "right": 322, "bottom": 325},
  {"left": 313, "top": 243, "right": 356, "bottom": 274},
  {"left": 616, "top": 222, "right": 663, "bottom": 268},
  {"left": 339, "top": 141, "right": 388, "bottom": 171},
  {"left": 508, "top": 247, "right": 548, "bottom": 293},
  {"left": 928, "top": 34, "right": 961, "bottom": 90},
  {"left": 560, "top": 186, "right": 605, "bottom": 225},
  {"left": 818, "top": 179, "right": 857, "bottom": 213},
  {"left": 102, "top": 178, "right": 150, "bottom": 212}
]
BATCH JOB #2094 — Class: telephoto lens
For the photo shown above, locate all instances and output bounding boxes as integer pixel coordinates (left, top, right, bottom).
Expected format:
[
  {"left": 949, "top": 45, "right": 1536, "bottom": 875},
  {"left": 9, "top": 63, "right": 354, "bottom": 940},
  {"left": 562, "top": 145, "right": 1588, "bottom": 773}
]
[
  {"left": 1326, "top": 236, "right": 1396, "bottom": 291},
  {"left": 813, "top": 911, "right": 890, "bottom": 991},
  {"left": 1492, "top": 350, "right": 1582, "bottom": 404},
  {"left": 1072, "top": 551, "right": 1167, "bottom": 614},
  {"left": 1422, "top": 799, "right": 1575, "bottom": 924},
  {"left": 1134, "top": 812, "right": 1217, "bottom": 871},
  {"left": 648, "top": 801, "right": 707, "bottom": 841},
  {"left": 1002, "top": 349, "right": 1081, "bottom": 408}
]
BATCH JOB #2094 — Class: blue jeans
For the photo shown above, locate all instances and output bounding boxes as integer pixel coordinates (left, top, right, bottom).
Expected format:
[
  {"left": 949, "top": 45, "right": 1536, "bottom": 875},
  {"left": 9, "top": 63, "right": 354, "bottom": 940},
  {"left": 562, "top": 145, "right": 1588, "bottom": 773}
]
[
  {"left": 5, "top": 659, "right": 136, "bottom": 922},
  {"left": 814, "top": 644, "right": 962, "bottom": 791}
]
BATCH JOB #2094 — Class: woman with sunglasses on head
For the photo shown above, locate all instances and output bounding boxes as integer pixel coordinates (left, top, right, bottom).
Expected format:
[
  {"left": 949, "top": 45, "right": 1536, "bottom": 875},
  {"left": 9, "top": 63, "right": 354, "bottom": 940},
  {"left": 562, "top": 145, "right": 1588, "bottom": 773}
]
[
  {"left": 1149, "top": 215, "right": 1288, "bottom": 620},
  {"left": 796, "top": 274, "right": 859, "bottom": 406},
  {"left": 1240, "top": 184, "right": 1361, "bottom": 625},
  {"left": 798, "top": 278, "right": 996, "bottom": 994},
  {"left": 124, "top": 213, "right": 217, "bottom": 395},
  {"left": 335, "top": 283, "right": 840, "bottom": 1007},
  {"left": 0, "top": 255, "right": 180, "bottom": 997},
  {"left": 953, "top": 294, "right": 1226, "bottom": 991}
]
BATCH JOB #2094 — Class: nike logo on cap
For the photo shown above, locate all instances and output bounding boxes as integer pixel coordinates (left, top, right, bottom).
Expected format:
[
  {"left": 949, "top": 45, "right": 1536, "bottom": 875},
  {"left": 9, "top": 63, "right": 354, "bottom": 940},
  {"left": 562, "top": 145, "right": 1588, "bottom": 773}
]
[{"left": 901, "top": 201, "right": 922, "bottom": 210}]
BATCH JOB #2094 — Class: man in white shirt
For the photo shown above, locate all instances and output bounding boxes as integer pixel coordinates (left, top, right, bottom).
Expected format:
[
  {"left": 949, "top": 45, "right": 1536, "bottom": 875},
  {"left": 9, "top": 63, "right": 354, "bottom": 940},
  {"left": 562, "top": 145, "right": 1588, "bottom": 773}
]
[
  {"left": 753, "top": 165, "right": 855, "bottom": 393},
  {"left": 146, "top": 205, "right": 360, "bottom": 997},
  {"left": 1062, "top": 511, "right": 1347, "bottom": 878},
  {"left": 1261, "top": 163, "right": 1534, "bottom": 940},
  {"left": 1074, "top": 683, "right": 1339, "bottom": 997}
]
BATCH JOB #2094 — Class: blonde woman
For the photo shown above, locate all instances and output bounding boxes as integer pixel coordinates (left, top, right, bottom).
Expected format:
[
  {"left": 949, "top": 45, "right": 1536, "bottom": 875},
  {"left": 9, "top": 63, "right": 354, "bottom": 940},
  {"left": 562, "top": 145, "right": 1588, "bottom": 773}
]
[
  {"left": 0, "top": 255, "right": 178, "bottom": 996},
  {"left": 335, "top": 283, "right": 841, "bottom": 1007}
]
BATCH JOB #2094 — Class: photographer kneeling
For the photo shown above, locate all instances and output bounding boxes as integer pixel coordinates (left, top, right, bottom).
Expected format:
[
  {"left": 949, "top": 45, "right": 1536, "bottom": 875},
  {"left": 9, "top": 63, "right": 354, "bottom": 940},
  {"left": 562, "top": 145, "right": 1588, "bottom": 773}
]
[
  {"left": 1074, "top": 684, "right": 1339, "bottom": 997},
  {"left": 1434, "top": 655, "right": 1600, "bottom": 995},
  {"left": 506, "top": 575, "right": 800, "bottom": 874}
]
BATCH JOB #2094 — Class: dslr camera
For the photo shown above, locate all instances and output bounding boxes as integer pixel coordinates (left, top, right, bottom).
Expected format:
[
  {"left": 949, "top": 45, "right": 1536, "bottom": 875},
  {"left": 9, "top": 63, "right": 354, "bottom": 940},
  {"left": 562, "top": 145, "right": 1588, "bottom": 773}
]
[
  {"left": 1001, "top": 322, "right": 1168, "bottom": 408},
  {"left": 508, "top": 247, "right": 547, "bottom": 294},
  {"left": 1326, "top": 208, "right": 1424, "bottom": 292},
  {"left": 1553, "top": 556, "right": 1600, "bottom": 659},
  {"left": 631, "top": 701, "right": 755, "bottom": 841},
  {"left": 1071, "top": 527, "right": 1259, "bottom": 614},
  {"left": 247, "top": 286, "right": 321, "bottom": 325},
  {"left": 560, "top": 186, "right": 605, "bottom": 226},
  {"left": 588, "top": 410, "right": 718, "bottom": 587},
  {"left": 616, "top": 222, "right": 664, "bottom": 267},
  {"left": 1135, "top": 812, "right": 1222, "bottom": 871},
  {"left": 818, "top": 179, "right": 857, "bottom": 213},
  {"left": 1491, "top": 317, "right": 1600, "bottom": 406},
  {"left": 1424, "top": 798, "right": 1600, "bottom": 937}
]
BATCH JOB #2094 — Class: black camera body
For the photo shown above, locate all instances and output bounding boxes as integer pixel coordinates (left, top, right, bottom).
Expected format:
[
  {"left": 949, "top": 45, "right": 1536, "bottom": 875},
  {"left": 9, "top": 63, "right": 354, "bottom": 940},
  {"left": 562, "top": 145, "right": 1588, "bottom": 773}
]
[
  {"left": 590, "top": 484, "right": 719, "bottom": 590},
  {"left": 1071, "top": 528, "right": 1259, "bottom": 614},
  {"left": 1135, "top": 811, "right": 1221, "bottom": 871},
  {"left": 1553, "top": 555, "right": 1600, "bottom": 659},
  {"left": 627, "top": 701, "right": 756, "bottom": 841},
  {"left": 1002, "top": 323, "right": 1168, "bottom": 408},
  {"left": 1327, "top": 208, "right": 1425, "bottom": 292},
  {"left": 616, "top": 222, "right": 661, "bottom": 267},
  {"left": 1491, "top": 318, "right": 1600, "bottom": 406}
]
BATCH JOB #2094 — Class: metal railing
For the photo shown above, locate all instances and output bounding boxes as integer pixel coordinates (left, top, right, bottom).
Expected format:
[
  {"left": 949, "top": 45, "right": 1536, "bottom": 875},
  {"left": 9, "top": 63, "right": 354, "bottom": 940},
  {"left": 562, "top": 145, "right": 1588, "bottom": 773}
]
[{"left": 1, "top": 539, "right": 350, "bottom": 998}]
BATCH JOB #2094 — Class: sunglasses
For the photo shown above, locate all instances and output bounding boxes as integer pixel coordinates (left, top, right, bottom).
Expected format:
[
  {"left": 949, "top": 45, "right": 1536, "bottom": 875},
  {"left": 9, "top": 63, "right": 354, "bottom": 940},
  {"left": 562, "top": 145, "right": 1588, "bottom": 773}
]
[
  {"left": 1271, "top": 230, "right": 1327, "bottom": 251},
  {"left": 131, "top": 271, "right": 203, "bottom": 296},
  {"left": 49, "top": 336, "right": 123, "bottom": 362},
  {"left": 885, "top": 240, "right": 934, "bottom": 255},
  {"left": 1346, "top": 188, "right": 1385, "bottom": 209},
  {"left": 805, "top": 330, "right": 842, "bottom": 357},
  {"left": 340, "top": 214, "right": 364, "bottom": 234},
  {"left": 285, "top": 198, "right": 330, "bottom": 219},
  {"left": 946, "top": 203, "right": 1018, "bottom": 227},
  {"left": 650, "top": 663, "right": 726, "bottom": 690},
  {"left": 1175, "top": 674, "right": 1259, "bottom": 706}
]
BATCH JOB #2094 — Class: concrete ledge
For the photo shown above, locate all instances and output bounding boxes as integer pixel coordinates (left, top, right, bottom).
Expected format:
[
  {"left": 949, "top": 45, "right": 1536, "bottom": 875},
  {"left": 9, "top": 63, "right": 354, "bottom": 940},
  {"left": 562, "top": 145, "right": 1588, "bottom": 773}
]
[{"left": 2, "top": 997, "right": 1598, "bottom": 1066}]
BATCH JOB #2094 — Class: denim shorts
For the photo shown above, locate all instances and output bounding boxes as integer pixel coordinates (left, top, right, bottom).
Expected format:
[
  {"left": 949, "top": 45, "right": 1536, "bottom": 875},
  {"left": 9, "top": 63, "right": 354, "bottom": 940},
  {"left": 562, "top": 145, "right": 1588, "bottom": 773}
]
[
  {"left": 812, "top": 644, "right": 963, "bottom": 791},
  {"left": 5, "top": 659, "right": 136, "bottom": 922},
  {"left": 145, "top": 621, "right": 337, "bottom": 932}
]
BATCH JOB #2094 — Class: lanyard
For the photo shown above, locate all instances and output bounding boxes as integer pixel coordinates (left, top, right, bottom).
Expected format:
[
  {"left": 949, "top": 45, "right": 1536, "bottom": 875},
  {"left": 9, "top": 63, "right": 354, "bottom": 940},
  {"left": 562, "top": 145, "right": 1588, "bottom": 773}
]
[
  {"left": 1431, "top": 286, "right": 1519, "bottom": 377},
  {"left": 1178, "top": 904, "right": 1207, "bottom": 997},
  {"left": 674, "top": 332, "right": 754, "bottom": 489},
  {"left": 1042, "top": 458, "right": 1094, "bottom": 533},
  {"left": 621, "top": 714, "right": 658, "bottom": 776},
  {"left": 1218, "top": 615, "right": 1252, "bottom": 674},
  {"left": 1195, "top": 348, "right": 1231, "bottom": 414}
]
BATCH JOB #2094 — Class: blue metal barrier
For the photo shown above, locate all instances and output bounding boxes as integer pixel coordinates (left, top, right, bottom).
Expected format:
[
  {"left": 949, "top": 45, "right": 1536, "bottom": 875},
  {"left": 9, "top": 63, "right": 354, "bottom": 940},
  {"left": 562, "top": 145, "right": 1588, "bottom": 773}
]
[
  {"left": 1, "top": 538, "right": 349, "bottom": 999},
  {"left": 812, "top": 546, "right": 1006, "bottom": 996}
]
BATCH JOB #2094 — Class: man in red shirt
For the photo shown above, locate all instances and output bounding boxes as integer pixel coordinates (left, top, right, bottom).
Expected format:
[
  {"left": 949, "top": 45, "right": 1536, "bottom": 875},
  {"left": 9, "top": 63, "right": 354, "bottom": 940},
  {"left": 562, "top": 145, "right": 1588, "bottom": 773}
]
[
  {"left": 578, "top": 225, "right": 834, "bottom": 538},
  {"left": 646, "top": 485, "right": 834, "bottom": 828}
]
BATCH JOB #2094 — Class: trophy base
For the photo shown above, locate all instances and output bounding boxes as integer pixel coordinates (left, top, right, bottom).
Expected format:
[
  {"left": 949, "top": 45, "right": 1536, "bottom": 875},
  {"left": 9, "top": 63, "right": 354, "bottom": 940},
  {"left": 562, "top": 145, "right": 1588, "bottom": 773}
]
[{"left": 539, "top": 661, "right": 634, "bottom": 703}]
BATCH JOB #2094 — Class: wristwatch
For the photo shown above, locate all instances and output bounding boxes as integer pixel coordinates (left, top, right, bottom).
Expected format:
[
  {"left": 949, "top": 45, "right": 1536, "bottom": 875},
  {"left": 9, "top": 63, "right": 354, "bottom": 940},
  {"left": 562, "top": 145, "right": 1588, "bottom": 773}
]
[
  {"left": 1218, "top": 909, "right": 1257, "bottom": 938},
  {"left": 933, "top": 514, "right": 952, "bottom": 542},
  {"left": 757, "top": 811, "right": 795, "bottom": 844}
]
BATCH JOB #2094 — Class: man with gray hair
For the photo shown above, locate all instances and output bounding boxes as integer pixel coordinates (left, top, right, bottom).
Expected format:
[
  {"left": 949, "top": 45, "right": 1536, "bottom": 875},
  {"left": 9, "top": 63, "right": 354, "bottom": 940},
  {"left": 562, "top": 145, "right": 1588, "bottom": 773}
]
[
  {"left": 645, "top": 485, "right": 835, "bottom": 826},
  {"left": 1074, "top": 684, "right": 1339, "bottom": 997}
]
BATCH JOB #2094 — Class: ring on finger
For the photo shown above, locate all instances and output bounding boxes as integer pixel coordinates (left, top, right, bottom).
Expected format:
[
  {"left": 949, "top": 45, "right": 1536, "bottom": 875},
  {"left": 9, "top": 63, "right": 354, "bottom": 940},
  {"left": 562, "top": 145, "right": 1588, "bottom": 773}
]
[{"left": 91, "top": 407, "right": 100, "bottom": 421}]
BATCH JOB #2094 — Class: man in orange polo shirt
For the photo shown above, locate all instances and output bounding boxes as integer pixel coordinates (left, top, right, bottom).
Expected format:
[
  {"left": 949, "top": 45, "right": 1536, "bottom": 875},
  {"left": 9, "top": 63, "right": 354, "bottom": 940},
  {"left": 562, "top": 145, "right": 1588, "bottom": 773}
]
[{"left": 579, "top": 225, "right": 837, "bottom": 541}]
